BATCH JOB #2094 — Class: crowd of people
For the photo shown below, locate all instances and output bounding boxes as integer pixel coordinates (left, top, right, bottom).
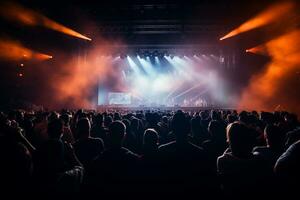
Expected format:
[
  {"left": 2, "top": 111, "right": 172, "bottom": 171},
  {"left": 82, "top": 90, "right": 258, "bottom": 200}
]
[{"left": 0, "top": 108, "right": 300, "bottom": 199}]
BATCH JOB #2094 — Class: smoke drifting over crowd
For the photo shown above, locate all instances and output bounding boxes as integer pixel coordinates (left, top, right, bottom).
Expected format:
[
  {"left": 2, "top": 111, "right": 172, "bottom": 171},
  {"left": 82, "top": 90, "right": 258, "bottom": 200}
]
[
  {"left": 239, "top": 30, "right": 300, "bottom": 114},
  {"left": 50, "top": 42, "right": 124, "bottom": 109},
  {"left": 238, "top": 1, "right": 300, "bottom": 114}
]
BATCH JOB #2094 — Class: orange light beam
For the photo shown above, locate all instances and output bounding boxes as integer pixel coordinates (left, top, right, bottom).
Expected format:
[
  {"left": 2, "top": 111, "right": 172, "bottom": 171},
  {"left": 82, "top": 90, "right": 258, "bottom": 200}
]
[
  {"left": 0, "top": 2, "right": 92, "bottom": 41},
  {"left": 220, "top": 2, "right": 293, "bottom": 40},
  {"left": 239, "top": 29, "right": 300, "bottom": 113},
  {"left": 0, "top": 39, "right": 52, "bottom": 61}
]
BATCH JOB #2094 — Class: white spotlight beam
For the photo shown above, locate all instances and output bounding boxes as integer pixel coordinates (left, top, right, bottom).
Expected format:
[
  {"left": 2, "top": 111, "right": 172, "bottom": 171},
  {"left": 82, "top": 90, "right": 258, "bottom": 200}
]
[
  {"left": 173, "top": 56, "right": 207, "bottom": 81},
  {"left": 155, "top": 56, "right": 161, "bottom": 65},
  {"left": 172, "top": 82, "right": 204, "bottom": 99},
  {"left": 164, "top": 82, "right": 183, "bottom": 101},
  {"left": 137, "top": 56, "right": 156, "bottom": 77},
  {"left": 127, "top": 56, "right": 141, "bottom": 74},
  {"left": 164, "top": 56, "right": 191, "bottom": 80}
]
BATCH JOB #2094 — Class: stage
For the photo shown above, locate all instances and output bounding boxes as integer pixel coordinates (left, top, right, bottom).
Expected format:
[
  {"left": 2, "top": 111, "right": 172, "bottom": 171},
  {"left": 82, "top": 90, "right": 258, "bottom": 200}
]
[{"left": 96, "top": 105, "right": 235, "bottom": 112}]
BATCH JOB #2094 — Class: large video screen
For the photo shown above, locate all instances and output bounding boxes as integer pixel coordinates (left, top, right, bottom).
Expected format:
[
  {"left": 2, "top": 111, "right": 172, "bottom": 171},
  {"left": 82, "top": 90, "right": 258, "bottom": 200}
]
[{"left": 108, "top": 92, "right": 131, "bottom": 105}]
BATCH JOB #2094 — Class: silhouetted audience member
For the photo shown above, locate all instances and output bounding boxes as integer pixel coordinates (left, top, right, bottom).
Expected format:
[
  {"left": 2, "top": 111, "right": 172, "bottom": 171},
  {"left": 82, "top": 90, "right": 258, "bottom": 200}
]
[
  {"left": 122, "top": 119, "right": 138, "bottom": 153},
  {"left": 60, "top": 113, "right": 75, "bottom": 144},
  {"left": 34, "top": 119, "right": 83, "bottom": 198},
  {"left": 284, "top": 127, "right": 300, "bottom": 148},
  {"left": 274, "top": 139, "right": 300, "bottom": 197},
  {"left": 138, "top": 128, "right": 161, "bottom": 188},
  {"left": 130, "top": 117, "right": 143, "bottom": 152},
  {"left": 91, "top": 113, "right": 108, "bottom": 143},
  {"left": 189, "top": 116, "right": 209, "bottom": 146},
  {"left": 202, "top": 120, "right": 227, "bottom": 169},
  {"left": 217, "top": 122, "right": 267, "bottom": 198},
  {"left": 142, "top": 128, "right": 159, "bottom": 158},
  {"left": 1, "top": 108, "right": 299, "bottom": 199},
  {"left": 33, "top": 112, "right": 49, "bottom": 146},
  {"left": 253, "top": 124, "right": 285, "bottom": 168},
  {"left": 0, "top": 126, "right": 33, "bottom": 197},
  {"left": 85, "top": 121, "right": 139, "bottom": 198},
  {"left": 104, "top": 115, "right": 113, "bottom": 127},
  {"left": 158, "top": 110, "right": 217, "bottom": 197},
  {"left": 73, "top": 118, "right": 104, "bottom": 168},
  {"left": 157, "top": 116, "right": 170, "bottom": 144}
]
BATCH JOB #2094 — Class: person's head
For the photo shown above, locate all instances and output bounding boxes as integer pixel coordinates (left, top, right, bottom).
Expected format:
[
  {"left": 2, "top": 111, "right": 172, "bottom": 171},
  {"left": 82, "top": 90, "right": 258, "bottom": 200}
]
[
  {"left": 77, "top": 118, "right": 91, "bottom": 139},
  {"left": 284, "top": 113, "right": 298, "bottom": 125},
  {"left": 226, "top": 122, "right": 255, "bottom": 158},
  {"left": 238, "top": 111, "right": 249, "bottom": 124},
  {"left": 260, "top": 112, "right": 275, "bottom": 125},
  {"left": 108, "top": 121, "right": 126, "bottom": 148},
  {"left": 60, "top": 113, "right": 70, "bottom": 126},
  {"left": 264, "top": 125, "right": 284, "bottom": 149},
  {"left": 143, "top": 129, "right": 158, "bottom": 152},
  {"left": 227, "top": 114, "right": 237, "bottom": 124},
  {"left": 208, "top": 120, "right": 226, "bottom": 141},
  {"left": 114, "top": 112, "right": 121, "bottom": 121},
  {"left": 47, "top": 119, "right": 63, "bottom": 139},
  {"left": 130, "top": 117, "right": 139, "bottom": 131},
  {"left": 104, "top": 115, "right": 113, "bottom": 127},
  {"left": 191, "top": 117, "right": 204, "bottom": 137},
  {"left": 122, "top": 119, "right": 131, "bottom": 134},
  {"left": 200, "top": 111, "right": 208, "bottom": 120},
  {"left": 161, "top": 116, "right": 168, "bottom": 124},
  {"left": 171, "top": 110, "right": 190, "bottom": 142},
  {"left": 48, "top": 111, "right": 59, "bottom": 123},
  {"left": 94, "top": 113, "right": 104, "bottom": 126},
  {"left": 211, "top": 110, "right": 221, "bottom": 121}
]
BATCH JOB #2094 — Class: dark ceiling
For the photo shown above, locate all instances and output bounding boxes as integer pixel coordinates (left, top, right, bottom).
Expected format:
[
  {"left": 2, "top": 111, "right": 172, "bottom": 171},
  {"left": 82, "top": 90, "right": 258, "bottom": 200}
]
[{"left": 1, "top": 0, "right": 281, "bottom": 50}]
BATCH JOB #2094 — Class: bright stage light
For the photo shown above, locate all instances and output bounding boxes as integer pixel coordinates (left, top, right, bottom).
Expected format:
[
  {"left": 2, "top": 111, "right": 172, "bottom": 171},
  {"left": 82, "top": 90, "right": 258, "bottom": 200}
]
[
  {"left": 0, "top": 38, "right": 52, "bottom": 61},
  {"left": 127, "top": 56, "right": 141, "bottom": 74},
  {"left": 97, "top": 54, "right": 230, "bottom": 107},
  {"left": 155, "top": 56, "right": 160, "bottom": 64},
  {"left": 0, "top": 2, "right": 92, "bottom": 41},
  {"left": 137, "top": 56, "right": 156, "bottom": 77},
  {"left": 219, "top": 2, "right": 293, "bottom": 40}
]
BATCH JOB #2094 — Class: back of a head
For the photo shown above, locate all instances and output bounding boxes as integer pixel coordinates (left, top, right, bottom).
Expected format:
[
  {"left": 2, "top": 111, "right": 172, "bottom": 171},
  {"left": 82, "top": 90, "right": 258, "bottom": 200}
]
[
  {"left": 109, "top": 121, "right": 126, "bottom": 147},
  {"left": 104, "top": 115, "right": 113, "bottom": 127},
  {"left": 77, "top": 118, "right": 91, "bottom": 138},
  {"left": 171, "top": 110, "right": 190, "bottom": 141},
  {"left": 95, "top": 113, "right": 104, "bottom": 125},
  {"left": 60, "top": 113, "right": 70, "bottom": 125},
  {"left": 162, "top": 116, "right": 168, "bottom": 124},
  {"left": 227, "top": 114, "right": 237, "bottom": 124},
  {"left": 143, "top": 128, "right": 158, "bottom": 150},
  {"left": 48, "top": 112, "right": 59, "bottom": 122},
  {"left": 264, "top": 125, "right": 283, "bottom": 148},
  {"left": 211, "top": 110, "right": 221, "bottom": 121},
  {"left": 227, "top": 122, "right": 255, "bottom": 158},
  {"left": 48, "top": 119, "right": 63, "bottom": 139},
  {"left": 130, "top": 117, "right": 139, "bottom": 130},
  {"left": 238, "top": 111, "right": 249, "bottom": 124},
  {"left": 122, "top": 119, "right": 131, "bottom": 133},
  {"left": 209, "top": 120, "right": 226, "bottom": 140},
  {"left": 114, "top": 112, "right": 121, "bottom": 121},
  {"left": 191, "top": 117, "right": 203, "bottom": 136}
]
